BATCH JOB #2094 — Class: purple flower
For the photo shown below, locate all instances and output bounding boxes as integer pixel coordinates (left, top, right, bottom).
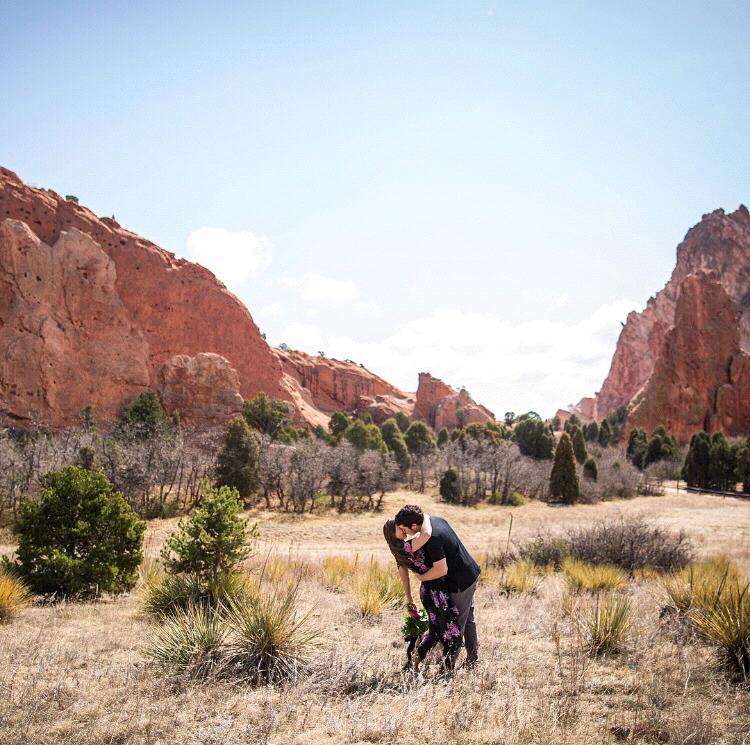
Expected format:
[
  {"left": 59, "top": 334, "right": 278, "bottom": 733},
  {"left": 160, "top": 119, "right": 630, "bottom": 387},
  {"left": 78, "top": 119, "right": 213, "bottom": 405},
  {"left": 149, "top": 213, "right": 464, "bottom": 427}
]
[{"left": 428, "top": 612, "right": 436, "bottom": 623}]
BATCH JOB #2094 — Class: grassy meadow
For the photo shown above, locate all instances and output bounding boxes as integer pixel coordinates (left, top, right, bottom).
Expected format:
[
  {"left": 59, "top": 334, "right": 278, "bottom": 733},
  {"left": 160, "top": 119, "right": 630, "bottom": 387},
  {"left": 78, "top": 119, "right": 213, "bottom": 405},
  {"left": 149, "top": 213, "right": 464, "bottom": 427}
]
[{"left": 1, "top": 487, "right": 750, "bottom": 744}]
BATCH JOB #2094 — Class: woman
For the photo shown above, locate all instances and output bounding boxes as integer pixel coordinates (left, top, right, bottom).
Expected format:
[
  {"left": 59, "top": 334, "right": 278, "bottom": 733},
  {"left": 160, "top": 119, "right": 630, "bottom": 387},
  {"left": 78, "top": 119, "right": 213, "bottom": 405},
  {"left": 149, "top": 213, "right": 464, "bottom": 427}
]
[{"left": 383, "top": 518, "right": 462, "bottom": 669}]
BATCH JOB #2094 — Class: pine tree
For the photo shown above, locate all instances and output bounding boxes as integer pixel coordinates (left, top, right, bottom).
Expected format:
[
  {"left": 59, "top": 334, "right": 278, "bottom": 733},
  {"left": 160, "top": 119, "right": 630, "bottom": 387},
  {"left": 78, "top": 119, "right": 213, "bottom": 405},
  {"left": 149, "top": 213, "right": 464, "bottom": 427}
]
[
  {"left": 381, "top": 418, "right": 411, "bottom": 471},
  {"left": 215, "top": 417, "right": 259, "bottom": 498},
  {"left": 583, "top": 456, "right": 598, "bottom": 481},
  {"left": 598, "top": 419, "right": 612, "bottom": 447},
  {"left": 684, "top": 432, "right": 711, "bottom": 488},
  {"left": 584, "top": 421, "right": 599, "bottom": 442},
  {"left": 571, "top": 426, "right": 588, "bottom": 464},
  {"left": 550, "top": 432, "right": 579, "bottom": 504},
  {"left": 404, "top": 421, "right": 437, "bottom": 455},
  {"left": 395, "top": 411, "right": 411, "bottom": 433},
  {"left": 437, "top": 427, "right": 449, "bottom": 447}
]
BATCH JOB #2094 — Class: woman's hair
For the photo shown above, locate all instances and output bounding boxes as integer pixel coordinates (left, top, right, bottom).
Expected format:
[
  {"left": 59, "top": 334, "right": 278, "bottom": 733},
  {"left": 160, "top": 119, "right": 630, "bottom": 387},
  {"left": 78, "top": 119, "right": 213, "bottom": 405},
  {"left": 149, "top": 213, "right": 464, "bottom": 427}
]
[{"left": 383, "top": 519, "right": 411, "bottom": 568}]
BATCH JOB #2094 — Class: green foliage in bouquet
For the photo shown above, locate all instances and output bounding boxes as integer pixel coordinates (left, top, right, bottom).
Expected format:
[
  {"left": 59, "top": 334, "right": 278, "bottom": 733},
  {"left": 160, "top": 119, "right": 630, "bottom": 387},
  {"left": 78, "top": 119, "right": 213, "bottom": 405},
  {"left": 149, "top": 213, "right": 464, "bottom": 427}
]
[{"left": 401, "top": 606, "right": 429, "bottom": 640}]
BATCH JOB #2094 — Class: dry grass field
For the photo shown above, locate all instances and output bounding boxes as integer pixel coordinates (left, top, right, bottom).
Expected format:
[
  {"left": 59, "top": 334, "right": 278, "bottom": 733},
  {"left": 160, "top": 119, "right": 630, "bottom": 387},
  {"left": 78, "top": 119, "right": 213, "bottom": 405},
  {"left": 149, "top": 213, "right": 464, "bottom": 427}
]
[{"left": 2, "top": 487, "right": 750, "bottom": 744}]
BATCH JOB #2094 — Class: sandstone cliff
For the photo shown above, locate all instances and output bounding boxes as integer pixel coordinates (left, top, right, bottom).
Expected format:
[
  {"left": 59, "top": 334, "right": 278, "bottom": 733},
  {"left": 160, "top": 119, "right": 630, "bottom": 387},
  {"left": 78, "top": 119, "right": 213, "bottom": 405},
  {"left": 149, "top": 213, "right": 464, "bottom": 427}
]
[
  {"left": 414, "top": 373, "right": 495, "bottom": 430},
  {"left": 589, "top": 205, "right": 750, "bottom": 421}
]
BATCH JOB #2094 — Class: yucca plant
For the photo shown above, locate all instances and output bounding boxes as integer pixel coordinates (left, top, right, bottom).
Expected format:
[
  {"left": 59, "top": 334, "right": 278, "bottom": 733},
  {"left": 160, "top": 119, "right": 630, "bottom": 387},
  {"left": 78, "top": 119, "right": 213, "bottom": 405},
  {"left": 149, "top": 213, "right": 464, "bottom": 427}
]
[
  {"left": 583, "top": 593, "right": 633, "bottom": 655},
  {"left": 350, "top": 560, "right": 404, "bottom": 618},
  {"left": 563, "top": 558, "right": 627, "bottom": 593},
  {"left": 662, "top": 558, "right": 743, "bottom": 613},
  {"left": 146, "top": 604, "right": 227, "bottom": 679},
  {"left": 497, "top": 561, "right": 544, "bottom": 595},
  {"left": 137, "top": 557, "right": 165, "bottom": 589},
  {"left": 321, "top": 555, "right": 358, "bottom": 591},
  {"left": 142, "top": 571, "right": 257, "bottom": 617},
  {"left": 689, "top": 582, "right": 750, "bottom": 679},
  {"left": 0, "top": 572, "right": 33, "bottom": 622},
  {"left": 222, "top": 582, "right": 319, "bottom": 684}
]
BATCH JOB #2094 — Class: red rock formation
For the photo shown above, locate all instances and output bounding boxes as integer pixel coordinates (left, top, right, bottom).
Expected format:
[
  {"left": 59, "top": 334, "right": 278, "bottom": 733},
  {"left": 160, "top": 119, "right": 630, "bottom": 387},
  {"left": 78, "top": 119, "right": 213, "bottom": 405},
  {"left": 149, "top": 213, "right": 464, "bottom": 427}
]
[
  {"left": 590, "top": 205, "right": 750, "bottom": 419},
  {"left": 628, "top": 271, "right": 750, "bottom": 442},
  {"left": 158, "top": 353, "right": 244, "bottom": 427},
  {"left": 414, "top": 373, "right": 494, "bottom": 430},
  {"left": 276, "top": 349, "right": 414, "bottom": 424}
]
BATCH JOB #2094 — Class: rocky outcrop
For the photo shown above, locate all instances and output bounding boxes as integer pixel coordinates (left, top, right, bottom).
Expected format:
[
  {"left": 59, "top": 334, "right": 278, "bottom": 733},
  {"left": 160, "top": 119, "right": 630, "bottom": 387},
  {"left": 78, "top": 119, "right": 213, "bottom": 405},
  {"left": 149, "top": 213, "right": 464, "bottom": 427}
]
[
  {"left": 414, "top": 373, "right": 494, "bottom": 431},
  {"left": 589, "top": 205, "right": 750, "bottom": 420},
  {"left": 628, "top": 271, "right": 750, "bottom": 442},
  {"left": 158, "top": 353, "right": 244, "bottom": 427},
  {"left": 276, "top": 349, "right": 414, "bottom": 424}
]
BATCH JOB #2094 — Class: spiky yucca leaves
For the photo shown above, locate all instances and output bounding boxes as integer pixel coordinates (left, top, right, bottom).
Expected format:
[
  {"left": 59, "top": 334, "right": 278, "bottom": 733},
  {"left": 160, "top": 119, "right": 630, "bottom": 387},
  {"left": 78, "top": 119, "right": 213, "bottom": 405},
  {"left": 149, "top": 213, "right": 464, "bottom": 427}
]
[
  {"left": 350, "top": 560, "right": 404, "bottom": 618},
  {"left": 142, "top": 571, "right": 257, "bottom": 617},
  {"left": 146, "top": 604, "right": 227, "bottom": 679},
  {"left": 662, "top": 558, "right": 743, "bottom": 613},
  {"left": 563, "top": 558, "right": 627, "bottom": 593},
  {"left": 583, "top": 593, "right": 633, "bottom": 655},
  {"left": 689, "top": 582, "right": 750, "bottom": 679},
  {"left": 497, "top": 561, "right": 544, "bottom": 595},
  {"left": 0, "top": 572, "right": 33, "bottom": 622},
  {"left": 320, "top": 555, "right": 358, "bottom": 591},
  {"left": 222, "top": 583, "right": 319, "bottom": 684}
]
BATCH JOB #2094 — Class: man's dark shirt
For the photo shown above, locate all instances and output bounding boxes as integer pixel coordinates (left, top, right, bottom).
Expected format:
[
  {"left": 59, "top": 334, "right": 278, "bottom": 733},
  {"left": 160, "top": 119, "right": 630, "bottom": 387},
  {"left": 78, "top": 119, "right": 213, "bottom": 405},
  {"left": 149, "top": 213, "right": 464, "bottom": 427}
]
[{"left": 422, "top": 516, "right": 480, "bottom": 593}]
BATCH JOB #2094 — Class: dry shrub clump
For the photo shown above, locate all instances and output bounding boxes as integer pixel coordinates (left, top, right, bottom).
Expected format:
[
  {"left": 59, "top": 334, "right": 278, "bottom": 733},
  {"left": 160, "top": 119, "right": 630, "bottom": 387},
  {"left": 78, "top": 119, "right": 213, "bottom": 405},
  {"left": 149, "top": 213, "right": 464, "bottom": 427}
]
[
  {"left": 497, "top": 560, "right": 544, "bottom": 595},
  {"left": 662, "top": 557, "right": 743, "bottom": 613},
  {"left": 563, "top": 558, "right": 627, "bottom": 593},
  {"left": 350, "top": 559, "right": 404, "bottom": 618},
  {"left": 0, "top": 571, "right": 32, "bottom": 622},
  {"left": 320, "top": 555, "right": 358, "bottom": 591},
  {"left": 583, "top": 593, "right": 634, "bottom": 654}
]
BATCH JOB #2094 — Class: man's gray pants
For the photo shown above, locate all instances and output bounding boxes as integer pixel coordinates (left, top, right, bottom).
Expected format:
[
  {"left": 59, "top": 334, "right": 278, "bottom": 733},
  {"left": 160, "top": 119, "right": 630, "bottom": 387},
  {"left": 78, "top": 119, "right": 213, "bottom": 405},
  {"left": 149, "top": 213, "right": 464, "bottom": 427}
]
[{"left": 450, "top": 579, "right": 479, "bottom": 662}]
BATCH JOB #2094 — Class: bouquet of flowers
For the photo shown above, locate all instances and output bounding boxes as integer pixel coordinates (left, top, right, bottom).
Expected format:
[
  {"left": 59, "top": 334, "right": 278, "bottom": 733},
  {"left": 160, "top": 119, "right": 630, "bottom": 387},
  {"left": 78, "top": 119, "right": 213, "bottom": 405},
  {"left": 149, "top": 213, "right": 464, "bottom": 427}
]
[{"left": 401, "top": 604, "right": 429, "bottom": 640}]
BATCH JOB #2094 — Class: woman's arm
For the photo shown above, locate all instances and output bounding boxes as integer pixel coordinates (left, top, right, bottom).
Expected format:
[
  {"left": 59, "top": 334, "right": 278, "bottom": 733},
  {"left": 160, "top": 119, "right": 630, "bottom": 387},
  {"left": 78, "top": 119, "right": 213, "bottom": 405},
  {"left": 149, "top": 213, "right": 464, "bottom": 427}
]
[
  {"left": 397, "top": 564, "right": 414, "bottom": 606},
  {"left": 409, "top": 514, "right": 432, "bottom": 551}
]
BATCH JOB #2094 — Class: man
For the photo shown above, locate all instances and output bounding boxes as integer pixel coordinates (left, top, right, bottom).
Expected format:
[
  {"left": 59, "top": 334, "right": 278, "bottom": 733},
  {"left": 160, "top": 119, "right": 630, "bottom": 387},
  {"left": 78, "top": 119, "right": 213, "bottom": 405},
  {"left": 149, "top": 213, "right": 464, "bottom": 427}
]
[{"left": 394, "top": 504, "right": 480, "bottom": 666}]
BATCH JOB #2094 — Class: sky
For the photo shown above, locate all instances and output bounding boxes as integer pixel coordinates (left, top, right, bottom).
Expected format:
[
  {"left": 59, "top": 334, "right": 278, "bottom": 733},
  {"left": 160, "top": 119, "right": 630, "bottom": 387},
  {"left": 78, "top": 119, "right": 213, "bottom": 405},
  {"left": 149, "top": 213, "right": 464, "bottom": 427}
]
[{"left": 2, "top": 1, "right": 748, "bottom": 417}]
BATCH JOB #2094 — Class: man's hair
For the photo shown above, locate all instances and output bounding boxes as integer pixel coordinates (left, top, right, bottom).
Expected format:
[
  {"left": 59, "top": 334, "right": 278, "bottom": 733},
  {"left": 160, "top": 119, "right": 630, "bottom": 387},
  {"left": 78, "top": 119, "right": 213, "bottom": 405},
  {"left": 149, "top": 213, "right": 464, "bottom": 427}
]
[{"left": 395, "top": 504, "right": 424, "bottom": 527}]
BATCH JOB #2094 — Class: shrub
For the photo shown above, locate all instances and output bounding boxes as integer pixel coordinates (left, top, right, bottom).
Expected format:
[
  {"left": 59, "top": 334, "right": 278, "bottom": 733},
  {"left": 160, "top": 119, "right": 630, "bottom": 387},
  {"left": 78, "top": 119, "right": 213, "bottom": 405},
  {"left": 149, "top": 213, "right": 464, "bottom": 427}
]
[
  {"left": 550, "top": 432, "right": 579, "bottom": 504},
  {"left": 404, "top": 421, "right": 436, "bottom": 455},
  {"left": 507, "top": 491, "right": 525, "bottom": 506},
  {"left": 563, "top": 558, "right": 627, "bottom": 593},
  {"left": 342, "top": 419, "right": 385, "bottom": 453},
  {"left": 567, "top": 517, "right": 691, "bottom": 572},
  {"left": 497, "top": 561, "right": 543, "bottom": 594},
  {"left": 439, "top": 468, "right": 460, "bottom": 502},
  {"left": 380, "top": 419, "right": 411, "bottom": 471},
  {"left": 584, "top": 594, "right": 633, "bottom": 655},
  {"left": 583, "top": 457, "right": 598, "bottom": 481},
  {"left": 223, "top": 583, "right": 319, "bottom": 684},
  {"left": 215, "top": 417, "right": 260, "bottom": 498},
  {"left": 395, "top": 411, "right": 410, "bottom": 433},
  {"left": 161, "top": 485, "right": 256, "bottom": 584},
  {"left": 350, "top": 560, "right": 404, "bottom": 618},
  {"left": 437, "top": 427, "right": 449, "bottom": 447},
  {"left": 571, "top": 427, "right": 587, "bottom": 465},
  {"left": 514, "top": 417, "right": 555, "bottom": 459},
  {"left": 328, "top": 411, "right": 351, "bottom": 438},
  {"left": 662, "top": 558, "right": 744, "bottom": 614},
  {"left": 518, "top": 533, "right": 570, "bottom": 569},
  {"left": 0, "top": 572, "right": 32, "bottom": 622},
  {"left": 146, "top": 604, "right": 227, "bottom": 679},
  {"left": 12, "top": 466, "right": 145, "bottom": 598},
  {"left": 243, "top": 393, "right": 297, "bottom": 443},
  {"left": 117, "top": 391, "right": 172, "bottom": 440}
]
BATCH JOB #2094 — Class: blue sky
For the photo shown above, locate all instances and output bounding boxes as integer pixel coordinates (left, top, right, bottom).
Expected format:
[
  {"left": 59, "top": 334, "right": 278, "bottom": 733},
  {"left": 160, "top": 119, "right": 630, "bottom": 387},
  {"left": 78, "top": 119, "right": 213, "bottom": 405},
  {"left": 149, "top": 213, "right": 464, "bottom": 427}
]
[{"left": 2, "top": 2, "right": 748, "bottom": 416}]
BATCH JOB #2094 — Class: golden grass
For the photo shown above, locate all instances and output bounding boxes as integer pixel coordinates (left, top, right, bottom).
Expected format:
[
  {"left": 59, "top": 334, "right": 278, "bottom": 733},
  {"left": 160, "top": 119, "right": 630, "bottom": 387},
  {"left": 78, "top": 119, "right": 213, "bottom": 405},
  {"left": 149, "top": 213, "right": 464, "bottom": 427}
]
[
  {"left": 563, "top": 558, "right": 628, "bottom": 593},
  {"left": 0, "top": 572, "right": 32, "bottom": 623},
  {"left": 350, "top": 559, "right": 404, "bottom": 618},
  {"left": 320, "top": 554, "right": 359, "bottom": 591},
  {"left": 582, "top": 593, "right": 634, "bottom": 655},
  {"left": 1, "top": 488, "right": 749, "bottom": 743},
  {"left": 496, "top": 560, "right": 544, "bottom": 594},
  {"left": 662, "top": 557, "right": 745, "bottom": 613}
]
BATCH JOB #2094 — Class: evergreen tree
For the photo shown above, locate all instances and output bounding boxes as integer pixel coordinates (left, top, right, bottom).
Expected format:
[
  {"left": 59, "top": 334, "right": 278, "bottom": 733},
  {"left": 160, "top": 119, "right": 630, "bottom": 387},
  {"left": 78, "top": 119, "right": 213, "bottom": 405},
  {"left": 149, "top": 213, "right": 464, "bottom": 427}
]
[
  {"left": 395, "top": 411, "right": 411, "bottom": 433},
  {"left": 404, "top": 421, "right": 437, "bottom": 455},
  {"left": 79, "top": 405, "right": 97, "bottom": 432},
  {"left": 514, "top": 417, "right": 555, "bottom": 459},
  {"left": 583, "top": 456, "right": 598, "bottom": 481},
  {"left": 342, "top": 419, "right": 386, "bottom": 453},
  {"left": 13, "top": 466, "right": 145, "bottom": 598},
  {"left": 598, "top": 419, "right": 612, "bottom": 447},
  {"left": 437, "top": 427, "right": 449, "bottom": 447},
  {"left": 161, "top": 485, "right": 255, "bottom": 584},
  {"left": 328, "top": 411, "right": 351, "bottom": 438},
  {"left": 243, "top": 393, "right": 296, "bottom": 442},
  {"left": 683, "top": 431, "right": 711, "bottom": 488},
  {"left": 381, "top": 418, "right": 411, "bottom": 471},
  {"left": 118, "top": 391, "right": 172, "bottom": 439},
  {"left": 584, "top": 421, "right": 599, "bottom": 442},
  {"left": 571, "top": 426, "right": 588, "bottom": 464},
  {"left": 439, "top": 468, "right": 460, "bottom": 502},
  {"left": 215, "top": 417, "right": 259, "bottom": 498},
  {"left": 550, "top": 433, "right": 579, "bottom": 504},
  {"left": 550, "top": 415, "right": 561, "bottom": 432},
  {"left": 736, "top": 435, "right": 750, "bottom": 494},
  {"left": 709, "top": 433, "right": 736, "bottom": 491}
]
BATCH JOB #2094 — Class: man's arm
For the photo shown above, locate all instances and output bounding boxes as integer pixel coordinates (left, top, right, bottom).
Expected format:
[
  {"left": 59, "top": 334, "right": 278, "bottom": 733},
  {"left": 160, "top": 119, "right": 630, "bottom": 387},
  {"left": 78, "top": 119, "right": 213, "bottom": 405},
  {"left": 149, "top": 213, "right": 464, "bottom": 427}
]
[
  {"left": 417, "top": 557, "right": 448, "bottom": 582},
  {"left": 397, "top": 564, "right": 414, "bottom": 605},
  {"left": 409, "top": 514, "right": 432, "bottom": 551}
]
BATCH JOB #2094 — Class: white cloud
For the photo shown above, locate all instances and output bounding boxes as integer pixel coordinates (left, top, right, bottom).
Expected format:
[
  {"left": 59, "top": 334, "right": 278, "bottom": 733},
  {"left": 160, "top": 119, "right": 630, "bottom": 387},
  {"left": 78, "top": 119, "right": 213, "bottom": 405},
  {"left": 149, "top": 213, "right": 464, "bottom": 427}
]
[
  {"left": 299, "top": 273, "right": 357, "bottom": 304},
  {"left": 272, "top": 301, "right": 637, "bottom": 417},
  {"left": 257, "top": 303, "right": 282, "bottom": 319},
  {"left": 187, "top": 227, "right": 271, "bottom": 290}
]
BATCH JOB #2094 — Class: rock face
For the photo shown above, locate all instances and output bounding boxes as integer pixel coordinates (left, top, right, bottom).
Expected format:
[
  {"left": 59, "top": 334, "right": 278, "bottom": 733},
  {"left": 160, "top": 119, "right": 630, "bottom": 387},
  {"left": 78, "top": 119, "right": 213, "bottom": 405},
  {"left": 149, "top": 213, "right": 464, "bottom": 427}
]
[
  {"left": 277, "top": 349, "right": 415, "bottom": 424},
  {"left": 158, "top": 353, "right": 244, "bottom": 427},
  {"left": 414, "top": 373, "right": 494, "bottom": 431},
  {"left": 1, "top": 167, "right": 496, "bottom": 432},
  {"left": 590, "top": 205, "right": 750, "bottom": 421},
  {"left": 628, "top": 272, "right": 750, "bottom": 442}
]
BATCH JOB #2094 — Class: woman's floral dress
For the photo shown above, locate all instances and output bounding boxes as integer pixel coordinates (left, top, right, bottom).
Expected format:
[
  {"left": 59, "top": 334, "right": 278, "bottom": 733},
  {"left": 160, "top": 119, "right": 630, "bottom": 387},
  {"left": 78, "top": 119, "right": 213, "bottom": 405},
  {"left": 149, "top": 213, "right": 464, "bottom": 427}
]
[{"left": 404, "top": 540, "right": 462, "bottom": 665}]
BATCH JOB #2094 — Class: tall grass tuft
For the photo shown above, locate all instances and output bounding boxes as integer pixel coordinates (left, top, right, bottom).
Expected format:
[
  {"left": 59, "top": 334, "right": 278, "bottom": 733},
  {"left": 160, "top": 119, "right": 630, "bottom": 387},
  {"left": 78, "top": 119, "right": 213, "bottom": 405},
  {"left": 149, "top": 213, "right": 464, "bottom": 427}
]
[
  {"left": 0, "top": 572, "right": 33, "bottom": 622},
  {"left": 223, "top": 582, "right": 319, "bottom": 684},
  {"left": 321, "top": 555, "right": 358, "bottom": 591},
  {"left": 497, "top": 561, "right": 544, "bottom": 595},
  {"left": 583, "top": 593, "right": 633, "bottom": 655},
  {"left": 350, "top": 560, "right": 404, "bottom": 618},
  {"left": 662, "top": 558, "right": 743, "bottom": 613},
  {"left": 146, "top": 604, "right": 227, "bottom": 679},
  {"left": 689, "top": 582, "right": 750, "bottom": 680},
  {"left": 563, "top": 558, "right": 627, "bottom": 593}
]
